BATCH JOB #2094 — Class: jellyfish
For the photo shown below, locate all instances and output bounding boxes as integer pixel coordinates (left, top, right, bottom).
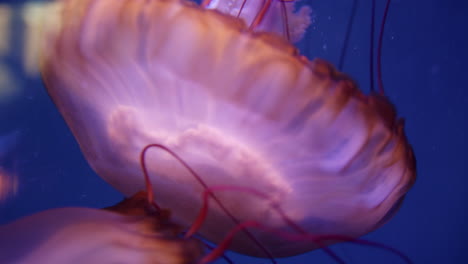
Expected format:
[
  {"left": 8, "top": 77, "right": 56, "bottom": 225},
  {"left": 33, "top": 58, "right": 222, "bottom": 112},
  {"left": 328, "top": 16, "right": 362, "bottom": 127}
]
[
  {"left": 0, "top": 131, "right": 19, "bottom": 201},
  {"left": 0, "top": 192, "right": 204, "bottom": 263},
  {"left": 41, "top": 0, "right": 416, "bottom": 260}
]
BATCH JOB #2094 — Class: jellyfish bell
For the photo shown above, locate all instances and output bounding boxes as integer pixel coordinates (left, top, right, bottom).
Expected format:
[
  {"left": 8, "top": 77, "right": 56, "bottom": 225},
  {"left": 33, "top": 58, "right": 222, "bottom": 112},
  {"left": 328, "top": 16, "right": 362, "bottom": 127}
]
[
  {"left": 41, "top": 0, "right": 416, "bottom": 259},
  {"left": 0, "top": 192, "right": 204, "bottom": 264}
]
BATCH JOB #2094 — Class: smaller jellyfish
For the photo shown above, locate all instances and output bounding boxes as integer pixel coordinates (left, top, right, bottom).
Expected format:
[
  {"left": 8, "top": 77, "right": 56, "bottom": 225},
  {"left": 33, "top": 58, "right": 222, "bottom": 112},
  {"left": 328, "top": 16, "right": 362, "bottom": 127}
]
[
  {"left": 0, "top": 192, "right": 204, "bottom": 264},
  {"left": 0, "top": 168, "right": 17, "bottom": 202},
  {"left": 0, "top": 131, "right": 20, "bottom": 202}
]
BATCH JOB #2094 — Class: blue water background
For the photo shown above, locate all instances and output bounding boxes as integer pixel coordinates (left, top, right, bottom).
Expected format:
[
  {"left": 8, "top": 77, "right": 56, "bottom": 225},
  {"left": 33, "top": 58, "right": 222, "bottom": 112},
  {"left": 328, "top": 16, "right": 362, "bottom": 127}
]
[{"left": 0, "top": 0, "right": 466, "bottom": 263}]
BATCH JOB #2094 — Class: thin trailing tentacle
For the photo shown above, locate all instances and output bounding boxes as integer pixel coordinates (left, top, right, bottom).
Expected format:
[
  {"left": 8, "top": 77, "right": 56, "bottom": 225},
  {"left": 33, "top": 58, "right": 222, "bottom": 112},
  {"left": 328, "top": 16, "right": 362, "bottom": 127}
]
[{"left": 139, "top": 143, "right": 277, "bottom": 263}]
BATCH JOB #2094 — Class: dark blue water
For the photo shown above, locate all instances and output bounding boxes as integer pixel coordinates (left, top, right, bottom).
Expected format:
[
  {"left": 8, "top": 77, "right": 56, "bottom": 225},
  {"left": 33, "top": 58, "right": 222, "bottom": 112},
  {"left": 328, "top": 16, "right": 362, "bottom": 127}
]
[{"left": 0, "top": 0, "right": 466, "bottom": 263}]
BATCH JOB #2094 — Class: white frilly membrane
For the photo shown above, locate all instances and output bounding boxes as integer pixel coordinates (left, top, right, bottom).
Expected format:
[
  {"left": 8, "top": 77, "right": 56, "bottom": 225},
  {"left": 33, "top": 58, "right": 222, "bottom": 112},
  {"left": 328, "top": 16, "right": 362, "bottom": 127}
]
[
  {"left": 206, "top": 0, "right": 312, "bottom": 42},
  {"left": 0, "top": 193, "right": 203, "bottom": 264},
  {"left": 41, "top": 0, "right": 416, "bottom": 258}
]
